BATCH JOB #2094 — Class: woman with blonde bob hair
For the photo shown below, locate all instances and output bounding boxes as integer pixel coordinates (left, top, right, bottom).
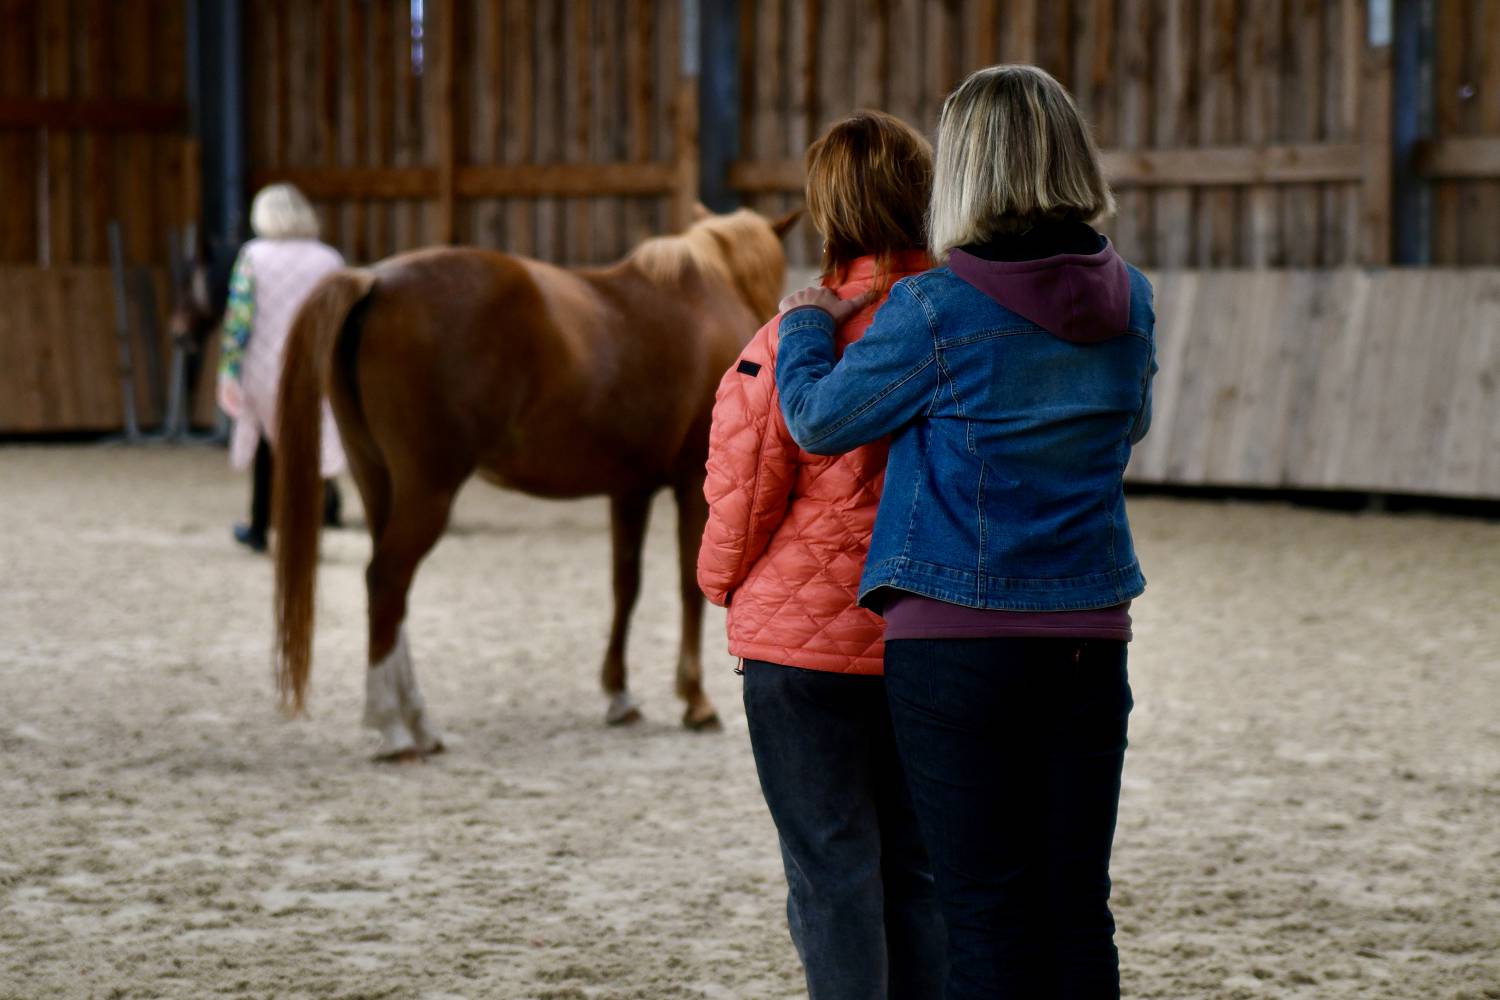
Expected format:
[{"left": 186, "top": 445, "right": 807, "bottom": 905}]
[
  {"left": 698, "top": 110, "right": 945, "bottom": 998},
  {"left": 776, "top": 66, "right": 1157, "bottom": 998},
  {"left": 217, "top": 183, "right": 347, "bottom": 551}
]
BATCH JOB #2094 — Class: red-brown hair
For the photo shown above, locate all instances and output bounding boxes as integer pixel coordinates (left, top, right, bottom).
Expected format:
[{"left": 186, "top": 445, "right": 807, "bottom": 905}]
[{"left": 804, "top": 110, "right": 934, "bottom": 291}]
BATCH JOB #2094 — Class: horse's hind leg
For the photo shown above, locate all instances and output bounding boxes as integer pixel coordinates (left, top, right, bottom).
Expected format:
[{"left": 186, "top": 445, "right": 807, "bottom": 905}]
[
  {"left": 602, "top": 491, "right": 652, "bottom": 725},
  {"left": 364, "top": 481, "right": 457, "bottom": 759},
  {"left": 674, "top": 479, "right": 720, "bottom": 731}
]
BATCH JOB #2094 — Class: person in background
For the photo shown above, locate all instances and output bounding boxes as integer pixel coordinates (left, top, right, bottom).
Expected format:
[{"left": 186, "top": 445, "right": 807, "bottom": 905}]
[
  {"left": 216, "top": 183, "right": 346, "bottom": 552},
  {"left": 775, "top": 66, "right": 1157, "bottom": 999},
  {"left": 697, "top": 111, "right": 945, "bottom": 999}
]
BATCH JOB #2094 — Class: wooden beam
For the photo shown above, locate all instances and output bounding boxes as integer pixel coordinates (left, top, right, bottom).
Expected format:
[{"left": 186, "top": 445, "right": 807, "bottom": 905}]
[
  {"left": 251, "top": 162, "right": 682, "bottom": 201},
  {"left": 459, "top": 162, "right": 679, "bottom": 197},
  {"left": 1104, "top": 144, "right": 1366, "bottom": 186},
  {"left": 1415, "top": 137, "right": 1500, "bottom": 179},
  {"left": 0, "top": 98, "right": 187, "bottom": 131},
  {"left": 730, "top": 144, "right": 1370, "bottom": 194}
]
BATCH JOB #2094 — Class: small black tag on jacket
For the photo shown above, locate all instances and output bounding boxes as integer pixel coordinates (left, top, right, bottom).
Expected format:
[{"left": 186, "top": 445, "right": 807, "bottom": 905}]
[{"left": 737, "top": 360, "right": 762, "bottom": 377}]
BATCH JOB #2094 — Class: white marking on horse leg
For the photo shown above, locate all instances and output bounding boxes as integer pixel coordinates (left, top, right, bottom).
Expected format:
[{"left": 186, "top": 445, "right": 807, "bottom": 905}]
[
  {"left": 364, "top": 632, "right": 417, "bottom": 757},
  {"left": 605, "top": 689, "right": 641, "bottom": 725},
  {"left": 391, "top": 628, "right": 443, "bottom": 753}
]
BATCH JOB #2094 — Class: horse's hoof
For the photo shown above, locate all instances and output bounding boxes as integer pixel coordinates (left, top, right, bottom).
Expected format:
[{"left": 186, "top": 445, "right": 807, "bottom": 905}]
[
  {"left": 372, "top": 745, "right": 426, "bottom": 764},
  {"left": 420, "top": 738, "right": 446, "bottom": 755},
  {"left": 605, "top": 691, "right": 643, "bottom": 726},
  {"left": 606, "top": 706, "right": 644, "bottom": 727},
  {"left": 682, "top": 708, "right": 722, "bottom": 732}
]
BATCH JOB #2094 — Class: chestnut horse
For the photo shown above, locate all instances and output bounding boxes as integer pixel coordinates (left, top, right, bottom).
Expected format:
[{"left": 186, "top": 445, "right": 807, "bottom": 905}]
[{"left": 272, "top": 208, "right": 794, "bottom": 758}]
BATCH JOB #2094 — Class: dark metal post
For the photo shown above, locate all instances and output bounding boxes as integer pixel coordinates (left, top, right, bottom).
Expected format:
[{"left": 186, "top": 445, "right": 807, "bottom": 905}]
[
  {"left": 1391, "top": 0, "right": 1433, "bottom": 264},
  {"left": 698, "top": 0, "right": 740, "bottom": 214},
  {"left": 196, "top": 0, "right": 248, "bottom": 260}
]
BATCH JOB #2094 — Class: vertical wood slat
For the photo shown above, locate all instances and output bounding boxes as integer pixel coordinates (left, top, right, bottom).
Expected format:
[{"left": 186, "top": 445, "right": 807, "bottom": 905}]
[{"left": 1359, "top": 0, "right": 1393, "bottom": 264}]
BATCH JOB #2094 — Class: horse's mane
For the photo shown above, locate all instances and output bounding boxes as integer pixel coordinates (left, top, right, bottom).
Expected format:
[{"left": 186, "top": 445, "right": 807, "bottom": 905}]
[{"left": 629, "top": 209, "right": 785, "bottom": 320}]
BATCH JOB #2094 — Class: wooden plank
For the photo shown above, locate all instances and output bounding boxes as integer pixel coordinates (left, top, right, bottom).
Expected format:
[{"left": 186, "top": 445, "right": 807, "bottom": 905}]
[
  {"left": 1124, "top": 270, "right": 1199, "bottom": 481},
  {"left": 253, "top": 162, "right": 681, "bottom": 200},
  {"left": 1430, "top": 0, "right": 1463, "bottom": 263},
  {"left": 853, "top": 0, "right": 886, "bottom": 113},
  {"left": 0, "top": 98, "right": 188, "bottom": 131},
  {"left": 1358, "top": 0, "right": 1393, "bottom": 264},
  {"left": 1476, "top": 0, "right": 1500, "bottom": 264},
  {"left": 730, "top": 143, "right": 1368, "bottom": 193},
  {"left": 1279, "top": 270, "right": 1363, "bottom": 487},
  {"left": 368, "top": 0, "right": 395, "bottom": 258},
  {"left": 1001, "top": 0, "right": 1037, "bottom": 64},
  {"left": 117, "top": 0, "right": 154, "bottom": 265},
  {"left": 1238, "top": 0, "right": 1280, "bottom": 265},
  {"left": 669, "top": 7, "right": 699, "bottom": 234},
  {"left": 568, "top": 0, "right": 592, "bottom": 260},
  {"left": 533, "top": 0, "right": 561, "bottom": 258},
  {"left": 1152, "top": 0, "right": 1196, "bottom": 267},
  {"left": 0, "top": 0, "right": 39, "bottom": 264},
  {"left": 623, "top": 0, "right": 653, "bottom": 246},
  {"left": 505, "top": 0, "right": 536, "bottom": 257},
  {"left": 1111, "top": 0, "right": 1152, "bottom": 262},
  {"left": 1416, "top": 136, "right": 1500, "bottom": 178},
  {"left": 433, "top": 0, "right": 457, "bottom": 245},
  {"left": 344, "top": 0, "right": 368, "bottom": 260},
  {"left": 1195, "top": 0, "right": 1237, "bottom": 266},
  {"left": 40, "top": 0, "right": 73, "bottom": 268},
  {"left": 391, "top": 0, "right": 418, "bottom": 251},
  {"left": 1282, "top": 0, "right": 1322, "bottom": 266}
]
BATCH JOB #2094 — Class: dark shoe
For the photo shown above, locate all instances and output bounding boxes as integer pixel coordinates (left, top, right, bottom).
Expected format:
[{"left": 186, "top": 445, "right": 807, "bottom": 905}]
[
  {"left": 322, "top": 480, "right": 343, "bottom": 529},
  {"left": 233, "top": 522, "right": 268, "bottom": 553}
]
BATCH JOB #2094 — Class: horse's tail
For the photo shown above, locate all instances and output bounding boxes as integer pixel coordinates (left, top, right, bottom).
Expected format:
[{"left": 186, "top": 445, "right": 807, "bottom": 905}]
[{"left": 273, "top": 269, "right": 377, "bottom": 717}]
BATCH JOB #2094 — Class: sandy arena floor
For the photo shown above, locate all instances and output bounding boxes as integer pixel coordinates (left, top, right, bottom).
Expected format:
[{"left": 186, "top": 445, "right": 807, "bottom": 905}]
[{"left": 1, "top": 446, "right": 1497, "bottom": 999}]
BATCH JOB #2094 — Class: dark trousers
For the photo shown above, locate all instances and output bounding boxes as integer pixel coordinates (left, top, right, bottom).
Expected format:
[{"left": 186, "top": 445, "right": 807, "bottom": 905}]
[
  {"left": 743, "top": 660, "right": 947, "bottom": 1000},
  {"left": 882, "top": 638, "right": 1132, "bottom": 1000},
  {"left": 247, "top": 437, "right": 342, "bottom": 535}
]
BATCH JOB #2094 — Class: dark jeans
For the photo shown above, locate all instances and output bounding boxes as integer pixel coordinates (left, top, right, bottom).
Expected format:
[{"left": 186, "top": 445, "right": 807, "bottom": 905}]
[
  {"left": 883, "top": 638, "right": 1132, "bottom": 1000},
  {"left": 743, "top": 660, "right": 947, "bottom": 1000},
  {"left": 247, "top": 437, "right": 342, "bottom": 535}
]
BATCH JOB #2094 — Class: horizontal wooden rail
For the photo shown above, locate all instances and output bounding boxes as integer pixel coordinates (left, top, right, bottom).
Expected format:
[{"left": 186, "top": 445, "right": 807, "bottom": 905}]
[
  {"left": 731, "top": 143, "right": 1367, "bottom": 193},
  {"left": 251, "top": 162, "right": 681, "bottom": 202},
  {"left": 1414, "top": 137, "right": 1500, "bottom": 179},
  {"left": 0, "top": 98, "right": 188, "bottom": 132}
]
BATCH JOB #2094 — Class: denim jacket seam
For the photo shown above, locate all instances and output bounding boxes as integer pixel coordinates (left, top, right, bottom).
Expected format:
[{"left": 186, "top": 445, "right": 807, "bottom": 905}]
[{"left": 801, "top": 355, "right": 937, "bottom": 450}]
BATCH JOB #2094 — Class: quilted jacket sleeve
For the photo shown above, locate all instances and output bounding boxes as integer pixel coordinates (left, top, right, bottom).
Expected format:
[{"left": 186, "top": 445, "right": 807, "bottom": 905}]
[{"left": 697, "top": 321, "right": 799, "bottom": 608}]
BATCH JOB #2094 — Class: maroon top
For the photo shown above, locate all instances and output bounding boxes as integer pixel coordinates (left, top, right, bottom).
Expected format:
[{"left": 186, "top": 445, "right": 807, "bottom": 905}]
[{"left": 881, "top": 592, "right": 1133, "bottom": 642}]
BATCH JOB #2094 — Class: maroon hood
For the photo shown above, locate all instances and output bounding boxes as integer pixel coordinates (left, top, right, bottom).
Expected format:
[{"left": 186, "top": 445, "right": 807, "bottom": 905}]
[{"left": 947, "top": 240, "right": 1131, "bottom": 344}]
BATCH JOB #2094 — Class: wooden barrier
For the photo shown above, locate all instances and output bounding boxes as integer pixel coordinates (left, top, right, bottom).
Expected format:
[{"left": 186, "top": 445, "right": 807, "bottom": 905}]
[
  {"left": 733, "top": 0, "right": 1397, "bottom": 272},
  {"left": 247, "top": 0, "right": 699, "bottom": 266},
  {"left": 0, "top": 267, "right": 172, "bottom": 433},
  {"left": 1128, "top": 269, "right": 1500, "bottom": 499}
]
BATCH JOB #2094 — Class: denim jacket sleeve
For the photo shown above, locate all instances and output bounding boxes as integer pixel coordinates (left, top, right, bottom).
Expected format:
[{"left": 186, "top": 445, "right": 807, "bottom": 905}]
[
  {"left": 775, "top": 282, "right": 938, "bottom": 455},
  {"left": 1129, "top": 345, "right": 1158, "bottom": 445}
]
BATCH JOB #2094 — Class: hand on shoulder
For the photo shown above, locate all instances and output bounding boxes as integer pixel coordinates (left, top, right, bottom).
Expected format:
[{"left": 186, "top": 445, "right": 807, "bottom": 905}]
[{"left": 778, "top": 286, "right": 876, "bottom": 325}]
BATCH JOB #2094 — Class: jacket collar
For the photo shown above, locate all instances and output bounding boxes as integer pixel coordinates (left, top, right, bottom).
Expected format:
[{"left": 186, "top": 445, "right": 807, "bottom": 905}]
[{"left": 827, "top": 250, "right": 933, "bottom": 290}]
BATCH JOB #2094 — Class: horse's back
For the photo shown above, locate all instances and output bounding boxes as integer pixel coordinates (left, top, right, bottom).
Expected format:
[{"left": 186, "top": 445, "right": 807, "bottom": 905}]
[{"left": 351, "top": 246, "right": 753, "bottom": 497}]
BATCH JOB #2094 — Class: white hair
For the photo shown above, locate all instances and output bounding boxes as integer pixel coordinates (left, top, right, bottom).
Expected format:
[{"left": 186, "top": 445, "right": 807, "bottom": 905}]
[
  {"left": 250, "top": 183, "right": 321, "bottom": 240},
  {"left": 929, "top": 65, "right": 1113, "bottom": 260}
]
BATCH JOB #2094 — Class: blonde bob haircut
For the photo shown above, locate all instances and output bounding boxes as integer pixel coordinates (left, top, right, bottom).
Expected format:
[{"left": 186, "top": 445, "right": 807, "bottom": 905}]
[
  {"left": 250, "top": 183, "right": 321, "bottom": 240},
  {"left": 929, "top": 65, "right": 1114, "bottom": 259},
  {"left": 804, "top": 110, "right": 933, "bottom": 292}
]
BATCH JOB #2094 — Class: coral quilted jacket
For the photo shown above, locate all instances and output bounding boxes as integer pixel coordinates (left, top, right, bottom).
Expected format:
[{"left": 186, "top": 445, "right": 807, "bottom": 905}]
[{"left": 697, "top": 253, "right": 930, "bottom": 674}]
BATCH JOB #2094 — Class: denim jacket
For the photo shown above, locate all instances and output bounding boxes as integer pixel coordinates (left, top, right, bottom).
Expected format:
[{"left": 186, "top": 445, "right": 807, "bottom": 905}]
[{"left": 776, "top": 242, "right": 1156, "bottom": 612}]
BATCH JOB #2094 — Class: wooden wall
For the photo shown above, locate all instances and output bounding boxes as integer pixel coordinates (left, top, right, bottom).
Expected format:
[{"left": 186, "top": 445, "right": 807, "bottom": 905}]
[
  {"left": 734, "top": 0, "right": 1395, "bottom": 270},
  {"left": 1423, "top": 0, "right": 1500, "bottom": 264},
  {"left": 1128, "top": 269, "right": 1500, "bottom": 498},
  {"left": 0, "top": 0, "right": 194, "bottom": 434},
  {"left": 248, "top": 0, "right": 695, "bottom": 266}
]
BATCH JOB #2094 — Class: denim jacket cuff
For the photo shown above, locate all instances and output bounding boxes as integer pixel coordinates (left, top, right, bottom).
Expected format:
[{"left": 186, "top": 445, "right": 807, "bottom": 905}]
[{"left": 778, "top": 305, "right": 836, "bottom": 337}]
